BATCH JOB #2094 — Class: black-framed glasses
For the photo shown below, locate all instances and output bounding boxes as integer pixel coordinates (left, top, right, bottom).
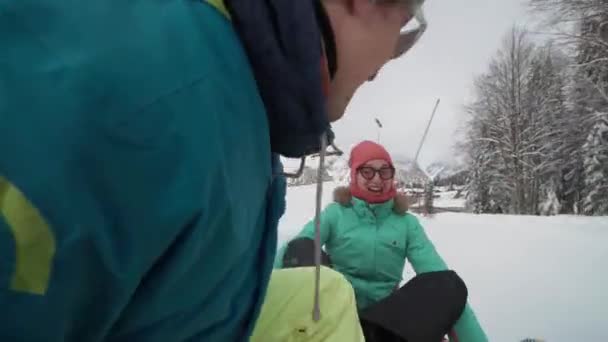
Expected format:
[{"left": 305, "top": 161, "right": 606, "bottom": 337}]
[{"left": 357, "top": 166, "right": 395, "bottom": 180}]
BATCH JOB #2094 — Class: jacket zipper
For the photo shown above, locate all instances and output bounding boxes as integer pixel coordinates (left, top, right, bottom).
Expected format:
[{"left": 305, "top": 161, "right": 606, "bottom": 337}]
[{"left": 371, "top": 206, "right": 378, "bottom": 277}]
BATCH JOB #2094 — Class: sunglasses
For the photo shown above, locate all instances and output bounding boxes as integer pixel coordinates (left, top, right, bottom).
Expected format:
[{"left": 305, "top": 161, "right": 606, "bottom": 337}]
[
  {"left": 394, "top": 1, "right": 427, "bottom": 58},
  {"left": 357, "top": 166, "right": 396, "bottom": 180},
  {"left": 368, "top": 0, "right": 428, "bottom": 80}
]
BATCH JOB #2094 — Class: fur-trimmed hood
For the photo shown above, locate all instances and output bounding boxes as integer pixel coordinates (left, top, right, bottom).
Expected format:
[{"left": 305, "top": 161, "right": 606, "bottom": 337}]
[{"left": 333, "top": 186, "right": 409, "bottom": 215}]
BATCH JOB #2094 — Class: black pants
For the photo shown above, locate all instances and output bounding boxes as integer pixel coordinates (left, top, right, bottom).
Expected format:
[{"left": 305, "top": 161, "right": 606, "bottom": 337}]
[
  {"left": 359, "top": 270, "right": 467, "bottom": 342},
  {"left": 283, "top": 238, "right": 467, "bottom": 342}
]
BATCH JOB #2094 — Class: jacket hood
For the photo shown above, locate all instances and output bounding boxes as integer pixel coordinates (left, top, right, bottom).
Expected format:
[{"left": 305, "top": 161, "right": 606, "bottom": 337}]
[
  {"left": 224, "top": 0, "right": 335, "bottom": 158},
  {"left": 333, "top": 186, "right": 409, "bottom": 215}
]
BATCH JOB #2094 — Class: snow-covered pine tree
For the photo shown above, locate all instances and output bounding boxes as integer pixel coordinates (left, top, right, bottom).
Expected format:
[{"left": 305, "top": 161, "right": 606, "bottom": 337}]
[
  {"left": 561, "top": 13, "right": 608, "bottom": 213},
  {"left": 530, "top": 45, "right": 571, "bottom": 215},
  {"left": 462, "top": 96, "right": 491, "bottom": 214},
  {"left": 529, "top": 0, "right": 608, "bottom": 215},
  {"left": 582, "top": 112, "right": 608, "bottom": 215},
  {"left": 464, "top": 136, "right": 491, "bottom": 214},
  {"left": 562, "top": 69, "right": 592, "bottom": 214},
  {"left": 576, "top": 13, "right": 608, "bottom": 215}
]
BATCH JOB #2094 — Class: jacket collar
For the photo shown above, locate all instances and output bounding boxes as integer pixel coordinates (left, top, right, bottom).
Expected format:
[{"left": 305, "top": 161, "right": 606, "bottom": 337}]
[
  {"left": 333, "top": 186, "right": 409, "bottom": 218},
  {"left": 352, "top": 197, "right": 395, "bottom": 219}
]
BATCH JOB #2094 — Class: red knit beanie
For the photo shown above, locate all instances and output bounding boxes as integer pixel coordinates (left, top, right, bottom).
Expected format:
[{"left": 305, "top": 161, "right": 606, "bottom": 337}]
[{"left": 348, "top": 141, "right": 397, "bottom": 203}]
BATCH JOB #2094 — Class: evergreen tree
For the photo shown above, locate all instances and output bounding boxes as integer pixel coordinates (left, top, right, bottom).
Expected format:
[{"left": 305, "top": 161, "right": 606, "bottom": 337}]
[{"left": 582, "top": 112, "right": 608, "bottom": 215}]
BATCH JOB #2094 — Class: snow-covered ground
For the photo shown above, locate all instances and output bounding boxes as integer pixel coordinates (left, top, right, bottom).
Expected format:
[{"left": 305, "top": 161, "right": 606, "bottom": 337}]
[
  {"left": 278, "top": 182, "right": 608, "bottom": 341},
  {"left": 432, "top": 189, "right": 466, "bottom": 208},
  {"left": 434, "top": 191, "right": 466, "bottom": 208}
]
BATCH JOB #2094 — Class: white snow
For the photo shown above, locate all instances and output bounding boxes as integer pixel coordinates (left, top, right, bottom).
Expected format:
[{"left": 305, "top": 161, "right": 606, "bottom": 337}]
[
  {"left": 278, "top": 182, "right": 608, "bottom": 342},
  {"left": 434, "top": 190, "right": 467, "bottom": 208}
]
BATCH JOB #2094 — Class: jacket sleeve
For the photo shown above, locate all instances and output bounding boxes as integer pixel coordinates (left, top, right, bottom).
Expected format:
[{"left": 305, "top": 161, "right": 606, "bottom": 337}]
[
  {"left": 406, "top": 215, "right": 488, "bottom": 342},
  {"left": 273, "top": 203, "right": 339, "bottom": 268},
  {"left": 404, "top": 215, "right": 447, "bottom": 274}
]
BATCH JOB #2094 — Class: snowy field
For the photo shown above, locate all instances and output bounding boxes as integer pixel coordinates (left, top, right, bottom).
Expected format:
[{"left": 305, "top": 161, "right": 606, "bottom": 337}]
[
  {"left": 433, "top": 190, "right": 466, "bottom": 208},
  {"left": 279, "top": 182, "right": 608, "bottom": 341}
]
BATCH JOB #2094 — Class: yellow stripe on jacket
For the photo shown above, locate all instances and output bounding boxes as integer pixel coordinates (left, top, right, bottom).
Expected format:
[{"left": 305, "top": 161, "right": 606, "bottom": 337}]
[
  {"left": 0, "top": 176, "right": 56, "bottom": 295},
  {"left": 205, "top": 0, "right": 230, "bottom": 19}
]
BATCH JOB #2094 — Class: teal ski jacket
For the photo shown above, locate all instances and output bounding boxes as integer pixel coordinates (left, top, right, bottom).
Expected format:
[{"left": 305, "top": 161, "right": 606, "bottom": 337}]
[
  {"left": 275, "top": 187, "right": 488, "bottom": 342},
  {"left": 0, "top": 0, "right": 334, "bottom": 340}
]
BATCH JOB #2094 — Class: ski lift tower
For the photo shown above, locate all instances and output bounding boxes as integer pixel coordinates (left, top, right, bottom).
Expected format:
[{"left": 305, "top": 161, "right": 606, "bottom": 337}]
[
  {"left": 414, "top": 98, "right": 440, "bottom": 167},
  {"left": 414, "top": 98, "right": 441, "bottom": 214},
  {"left": 374, "top": 118, "right": 383, "bottom": 143}
]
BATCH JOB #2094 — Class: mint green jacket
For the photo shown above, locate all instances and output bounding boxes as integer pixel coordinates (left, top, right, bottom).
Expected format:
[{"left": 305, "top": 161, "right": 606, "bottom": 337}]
[{"left": 275, "top": 193, "right": 488, "bottom": 342}]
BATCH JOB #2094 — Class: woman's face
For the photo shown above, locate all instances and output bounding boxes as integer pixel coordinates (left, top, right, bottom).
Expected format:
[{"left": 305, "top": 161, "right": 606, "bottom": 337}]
[{"left": 355, "top": 159, "right": 395, "bottom": 195}]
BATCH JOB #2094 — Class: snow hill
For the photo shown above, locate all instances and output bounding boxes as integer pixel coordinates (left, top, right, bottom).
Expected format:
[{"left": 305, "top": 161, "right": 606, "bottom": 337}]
[
  {"left": 278, "top": 181, "right": 608, "bottom": 342},
  {"left": 426, "top": 161, "right": 468, "bottom": 185}
]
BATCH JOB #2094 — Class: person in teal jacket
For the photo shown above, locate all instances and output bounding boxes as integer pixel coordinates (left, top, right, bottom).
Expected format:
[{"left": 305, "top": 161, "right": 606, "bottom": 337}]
[
  {"left": 276, "top": 141, "right": 488, "bottom": 342},
  {"left": 1, "top": 0, "right": 430, "bottom": 340}
]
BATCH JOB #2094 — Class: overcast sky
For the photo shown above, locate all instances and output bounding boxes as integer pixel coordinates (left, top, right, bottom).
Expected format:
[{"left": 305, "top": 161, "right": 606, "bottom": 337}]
[{"left": 327, "top": 0, "right": 532, "bottom": 169}]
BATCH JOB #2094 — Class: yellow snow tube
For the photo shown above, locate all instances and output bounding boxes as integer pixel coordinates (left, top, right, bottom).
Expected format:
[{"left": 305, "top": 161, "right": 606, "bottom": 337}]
[{"left": 251, "top": 266, "right": 365, "bottom": 342}]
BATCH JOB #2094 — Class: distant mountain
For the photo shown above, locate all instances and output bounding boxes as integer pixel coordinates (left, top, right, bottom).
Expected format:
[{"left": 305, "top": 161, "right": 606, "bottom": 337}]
[
  {"left": 282, "top": 155, "right": 469, "bottom": 188},
  {"left": 426, "top": 162, "right": 448, "bottom": 180},
  {"left": 425, "top": 161, "right": 468, "bottom": 186},
  {"left": 392, "top": 156, "right": 429, "bottom": 188}
]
